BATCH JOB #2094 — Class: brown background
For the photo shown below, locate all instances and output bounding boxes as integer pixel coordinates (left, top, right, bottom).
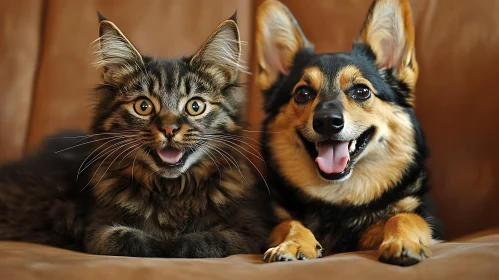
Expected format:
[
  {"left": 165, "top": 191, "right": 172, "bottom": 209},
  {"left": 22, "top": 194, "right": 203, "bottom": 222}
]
[{"left": 1, "top": 0, "right": 498, "bottom": 240}]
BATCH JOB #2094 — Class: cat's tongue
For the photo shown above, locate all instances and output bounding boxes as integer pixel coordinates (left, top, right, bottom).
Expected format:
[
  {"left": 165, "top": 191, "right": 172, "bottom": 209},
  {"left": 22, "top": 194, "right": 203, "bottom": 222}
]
[
  {"left": 157, "top": 148, "right": 184, "bottom": 164},
  {"left": 315, "top": 141, "right": 350, "bottom": 174}
]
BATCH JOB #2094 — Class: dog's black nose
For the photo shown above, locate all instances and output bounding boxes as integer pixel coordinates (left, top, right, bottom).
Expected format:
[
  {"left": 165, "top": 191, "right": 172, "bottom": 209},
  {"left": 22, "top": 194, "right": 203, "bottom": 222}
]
[{"left": 313, "top": 111, "right": 344, "bottom": 136}]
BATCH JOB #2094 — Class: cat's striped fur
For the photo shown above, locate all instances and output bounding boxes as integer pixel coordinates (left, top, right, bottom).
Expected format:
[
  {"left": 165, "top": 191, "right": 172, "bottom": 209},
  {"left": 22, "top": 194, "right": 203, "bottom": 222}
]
[{"left": 0, "top": 13, "right": 273, "bottom": 258}]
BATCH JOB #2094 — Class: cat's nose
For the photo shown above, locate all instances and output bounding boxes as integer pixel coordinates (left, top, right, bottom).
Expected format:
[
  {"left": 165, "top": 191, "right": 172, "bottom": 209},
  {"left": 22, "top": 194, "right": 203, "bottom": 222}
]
[{"left": 161, "top": 124, "right": 180, "bottom": 138}]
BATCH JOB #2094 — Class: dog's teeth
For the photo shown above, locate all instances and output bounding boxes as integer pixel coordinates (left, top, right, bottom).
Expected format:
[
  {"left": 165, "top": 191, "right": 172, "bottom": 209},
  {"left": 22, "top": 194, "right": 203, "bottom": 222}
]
[{"left": 349, "top": 140, "right": 357, "bottom": 153}]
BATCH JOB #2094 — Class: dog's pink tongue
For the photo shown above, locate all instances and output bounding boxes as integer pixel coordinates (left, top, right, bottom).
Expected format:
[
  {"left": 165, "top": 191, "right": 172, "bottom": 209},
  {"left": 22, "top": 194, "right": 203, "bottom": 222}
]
[
  {"left": 157, "top": 148, "right": 184, "bottom": 164},
  {"left": 315, "top": 141, "right": 350, "bottom": 174}
]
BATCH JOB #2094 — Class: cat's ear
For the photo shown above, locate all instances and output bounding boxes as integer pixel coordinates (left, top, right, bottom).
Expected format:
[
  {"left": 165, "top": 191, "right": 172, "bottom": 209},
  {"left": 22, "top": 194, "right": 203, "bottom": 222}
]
[
  {"left": 190, "top": 12, "right": 246, "bottom": 83},
  {"left": 255, "top": 0, "right": 313, "bottom": 91},
  {"left": 94, "top": 12, "right": 144, "bottom": 85},
  {"left": 356, "top": 0, "right": 418, "bottom": 95}
]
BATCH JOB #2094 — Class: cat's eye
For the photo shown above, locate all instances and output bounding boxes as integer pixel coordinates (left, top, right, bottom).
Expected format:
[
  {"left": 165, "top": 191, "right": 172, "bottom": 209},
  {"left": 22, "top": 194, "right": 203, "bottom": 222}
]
[
  {"left": 185, "top": 98, "right": 206, "bottom": 116},
  {"left": 294, "top": 86, "right": 316, "bottom": 104},
  {"left": 351, "top": 85, "right": 372, "bottom": 101},
  {"left": 134, "top": 98, "right": 154, "bottom": 116}
]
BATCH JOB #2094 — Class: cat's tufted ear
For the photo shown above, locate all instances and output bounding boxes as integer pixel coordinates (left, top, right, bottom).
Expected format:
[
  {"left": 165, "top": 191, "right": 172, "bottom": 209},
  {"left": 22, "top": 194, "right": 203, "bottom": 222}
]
[
  {"left": 255, "top": 0, "right": 313, "bottom": 91},
  {"left": 190, "top": 12, "right": 246, "bottom": 83},
  {"left": 94, "top": 12, "right": 144, "bottom": 85}
]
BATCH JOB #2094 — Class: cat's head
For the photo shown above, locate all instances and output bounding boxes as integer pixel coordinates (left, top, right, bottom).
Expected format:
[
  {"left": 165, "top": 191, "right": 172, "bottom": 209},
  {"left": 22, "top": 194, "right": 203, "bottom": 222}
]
[{"left": 91, "top": 13, "right": 247, "bottom": 179}]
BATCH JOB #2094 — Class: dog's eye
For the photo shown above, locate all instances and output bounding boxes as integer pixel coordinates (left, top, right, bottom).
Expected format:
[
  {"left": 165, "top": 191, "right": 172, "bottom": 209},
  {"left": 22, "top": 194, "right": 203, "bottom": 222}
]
[
  {"left": 134, "top": 98, "right": 154, "bottom": 116},
  {"left": 351, "top": 85, "right": 372, "bottom": 100},
  {"left": 294, "top": 87, "right": 316, "bottom": 104},
  {"left": 186, "top": 98, "right": 206, "bottom": 116}
]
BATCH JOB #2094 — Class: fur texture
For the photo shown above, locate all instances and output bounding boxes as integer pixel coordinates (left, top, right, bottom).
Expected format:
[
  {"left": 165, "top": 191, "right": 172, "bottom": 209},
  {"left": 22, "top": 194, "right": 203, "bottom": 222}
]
[
  {"left": 0, "top": 13, "right": 272, "bottom": 258},
  {"left": 256, "top": 0, "right": 443, "bottom": 266}
]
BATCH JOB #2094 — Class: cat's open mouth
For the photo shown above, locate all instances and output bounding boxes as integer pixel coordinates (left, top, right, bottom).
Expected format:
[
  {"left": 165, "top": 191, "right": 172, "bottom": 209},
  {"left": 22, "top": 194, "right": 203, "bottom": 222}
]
[{"left": 153, "top": 147, "right": 191, "bottom": 168}]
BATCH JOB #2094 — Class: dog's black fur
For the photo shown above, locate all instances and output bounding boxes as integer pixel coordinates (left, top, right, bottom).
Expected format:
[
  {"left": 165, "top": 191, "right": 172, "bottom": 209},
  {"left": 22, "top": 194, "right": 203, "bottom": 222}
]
[{"left": 256, "top": 0, "right": 443, "bottom": 265}]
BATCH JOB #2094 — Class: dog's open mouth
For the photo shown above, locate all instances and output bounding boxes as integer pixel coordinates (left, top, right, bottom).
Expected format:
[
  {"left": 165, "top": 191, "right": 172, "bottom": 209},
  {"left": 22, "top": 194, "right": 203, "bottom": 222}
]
[{"left": 300, "top": 127, "right": 375, "bottom": 181}]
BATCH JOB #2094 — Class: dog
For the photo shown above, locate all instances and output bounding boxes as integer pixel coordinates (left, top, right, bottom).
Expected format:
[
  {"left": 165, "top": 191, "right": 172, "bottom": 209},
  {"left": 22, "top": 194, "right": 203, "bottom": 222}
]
[{"left": 255, "top": 0, "right": 443, "bottom": 266}]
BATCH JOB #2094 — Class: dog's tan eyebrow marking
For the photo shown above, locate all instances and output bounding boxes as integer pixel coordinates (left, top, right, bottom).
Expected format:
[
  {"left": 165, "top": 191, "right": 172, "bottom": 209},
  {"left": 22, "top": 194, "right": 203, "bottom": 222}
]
[
  {"left": 338, "top": 65, "right": 377, "bottom": 94},
  {"left": 292, "top": 66, "right": 324, "bottom": 93}
]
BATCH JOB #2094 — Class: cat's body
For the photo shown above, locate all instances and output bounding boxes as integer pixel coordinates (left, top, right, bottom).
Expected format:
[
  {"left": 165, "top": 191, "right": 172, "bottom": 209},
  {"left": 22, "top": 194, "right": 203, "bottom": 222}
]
[
  {"left": 84, "top": 152, "right": 269, "bottom": 257},
  {"left": 0, "top": 131, "right": 92, "bottom": 251},
  {"left": 0, "top": 13, "right": 272, "bottom": 258}
]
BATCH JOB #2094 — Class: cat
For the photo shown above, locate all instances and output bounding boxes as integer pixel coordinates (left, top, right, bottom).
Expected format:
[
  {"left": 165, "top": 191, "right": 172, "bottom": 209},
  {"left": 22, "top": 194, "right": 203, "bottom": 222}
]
[
  {"left": 0, "top": 131, "right": 92, "bottom": 251},
  {"left": 0, "top": 12, "right": 273, "bottom": 258}
]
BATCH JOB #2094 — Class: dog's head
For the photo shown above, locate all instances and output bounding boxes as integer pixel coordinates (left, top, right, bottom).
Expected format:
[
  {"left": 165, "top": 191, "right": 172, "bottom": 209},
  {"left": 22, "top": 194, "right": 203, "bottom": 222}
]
[{"left": 256, "top": 0, "right": 425, "bottom": 206}]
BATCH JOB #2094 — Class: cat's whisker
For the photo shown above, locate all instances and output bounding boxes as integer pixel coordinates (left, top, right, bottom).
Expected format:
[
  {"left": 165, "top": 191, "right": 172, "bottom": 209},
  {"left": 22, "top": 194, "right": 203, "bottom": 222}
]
[
  {"left": 203, "top": 143, "right": 249, "bottom": 186},
  {"left": 78, "top": 138, "right": 136, "bottom": 180},
  {"left": 62, "top": 130, "right": 141, "bottom": 148},
  {"left": 199, "top": 139, "right": 270, "bottom": 193},
  {"left": 196, "top": 142, "right": 228, "bottom": 172},
  {"left": 242, "top": 129, "right": 282, "bottom": 134},
  {"left": 203, "top": 137, "right": 265, "bottom": 163},
  {"left": 204, "top": 135, "right": 264, "bottom": 160},
  {"left": 205, "top": 137, "right": 263, "bottom": 157},
  {"left": 202, "top": 139, "right": 269, "bottom": 193},
  {"left": 145, "top": 168, "right": 161, "bottom": 181},
  {"left": 78, "top": 138, "right": 140, "bottom": 177},
  {"left": 78, "top": 135, "right": 139, "bottom": 174},
  {"left": 84, "top": 140, "right": 140, "bottom": 190},
  {"left": 92, "top": 142, "right": 144, "bottom": 189},
  {"left": 48, "top": 130, "right": 141, "bottom": 140},
  {"left": 194, "top": 145, "right": 223, "bottom": 184},
  {"left": 57, "top": 134, "right": 138, "bottom": 154},
  {"left": 117, "top": 141, "right": 144, "bottom": 167},
  {"left": 133, "top": 148, "right": 148, "bottom": 184},
  {"left": 203, "top": 142, "right": 239, "bottom": 171},
  {"left": 201, "top": 143, "right": 234, "bottom": 171},
  {"left": 205, "top": 133, "right": 264, "bottom": 147}
]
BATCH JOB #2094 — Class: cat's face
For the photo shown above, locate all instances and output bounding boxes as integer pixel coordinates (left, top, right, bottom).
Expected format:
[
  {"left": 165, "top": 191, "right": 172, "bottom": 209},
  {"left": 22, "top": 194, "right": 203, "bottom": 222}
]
[{"left": 92, "top": 14, "right": 246, "bottom": 178}]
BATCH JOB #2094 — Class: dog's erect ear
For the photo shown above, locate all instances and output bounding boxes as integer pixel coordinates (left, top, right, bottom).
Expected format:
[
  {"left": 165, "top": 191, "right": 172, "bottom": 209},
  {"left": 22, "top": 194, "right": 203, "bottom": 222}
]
[
  {"left": 256, "top": 0, "right": 313, "bottom": 91},
  {"left": 94, "top": 14, "right": 144, "bottom": 85},
  {"left": 190, "top": 12, "right": 246, "bottom": 83},
  {"left": 357, "top": 0, "right": 418, "bottom": 95}
]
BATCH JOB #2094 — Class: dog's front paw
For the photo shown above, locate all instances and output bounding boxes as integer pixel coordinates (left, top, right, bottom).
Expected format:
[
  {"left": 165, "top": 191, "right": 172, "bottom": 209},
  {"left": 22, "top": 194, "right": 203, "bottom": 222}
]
[
  {"left": 262, "top": 240, "right": 322, "bottom": 262},
  {"left": 378, "top": 237, "right": 430, "bottom": 266}
]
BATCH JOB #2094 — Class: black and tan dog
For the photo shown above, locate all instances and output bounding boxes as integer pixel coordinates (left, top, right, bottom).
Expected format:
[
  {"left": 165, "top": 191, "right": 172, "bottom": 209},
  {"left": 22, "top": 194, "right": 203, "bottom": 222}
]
[{"left": 256, "top": 0, "right": 443, "bottom": 266}]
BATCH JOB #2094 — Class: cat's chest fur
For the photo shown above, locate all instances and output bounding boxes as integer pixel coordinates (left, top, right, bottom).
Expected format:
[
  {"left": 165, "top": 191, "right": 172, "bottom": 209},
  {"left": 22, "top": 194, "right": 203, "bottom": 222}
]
[{"left": 88, "top": 160, "right": 248, "bottom": 238}]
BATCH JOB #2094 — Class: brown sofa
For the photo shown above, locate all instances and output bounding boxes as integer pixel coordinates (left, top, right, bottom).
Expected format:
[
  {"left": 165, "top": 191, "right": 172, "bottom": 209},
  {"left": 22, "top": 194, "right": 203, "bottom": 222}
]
[{"left": 1, "top": 0, "right": 498, "bottom": 278}]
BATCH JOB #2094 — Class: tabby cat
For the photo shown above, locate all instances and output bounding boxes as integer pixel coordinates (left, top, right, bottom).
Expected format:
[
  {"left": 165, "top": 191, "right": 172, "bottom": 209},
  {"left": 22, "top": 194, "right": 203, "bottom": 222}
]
[{"left": 0, "top": 13, "right": 272, "bottom": 258}]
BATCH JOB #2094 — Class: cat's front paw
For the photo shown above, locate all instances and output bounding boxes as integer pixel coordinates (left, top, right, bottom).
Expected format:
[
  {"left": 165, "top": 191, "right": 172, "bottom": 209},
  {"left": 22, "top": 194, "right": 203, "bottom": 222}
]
[{"left": 262, "top": 240, "right": 323, "bottom": 262}]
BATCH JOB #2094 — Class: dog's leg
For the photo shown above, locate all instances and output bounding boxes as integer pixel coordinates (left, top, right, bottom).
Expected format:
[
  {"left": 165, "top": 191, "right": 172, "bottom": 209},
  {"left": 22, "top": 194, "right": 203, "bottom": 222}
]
[
  {"left": 378, "top": 213, "right": 432, "bottom": 266},
  {"left": 263, "top": 220, "right": 322, "bottom": 262}
]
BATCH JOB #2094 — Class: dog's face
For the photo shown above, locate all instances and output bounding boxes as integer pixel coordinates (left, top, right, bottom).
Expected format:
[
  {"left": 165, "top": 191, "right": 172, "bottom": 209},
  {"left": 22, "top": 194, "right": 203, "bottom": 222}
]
[{"left": 256, "top": 0, "right": 423, "bottom": 206}]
